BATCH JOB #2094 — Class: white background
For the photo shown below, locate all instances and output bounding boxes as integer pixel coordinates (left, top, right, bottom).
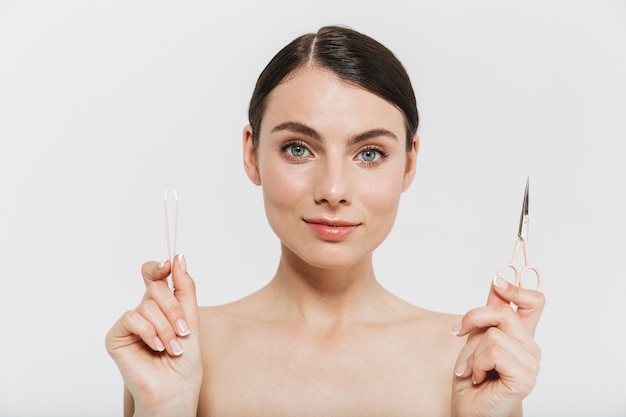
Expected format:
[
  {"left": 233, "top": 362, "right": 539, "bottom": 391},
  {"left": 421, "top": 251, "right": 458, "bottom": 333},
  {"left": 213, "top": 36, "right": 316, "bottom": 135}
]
[{"left": 1, "top": 1, "right": 625, "bottom": 416}]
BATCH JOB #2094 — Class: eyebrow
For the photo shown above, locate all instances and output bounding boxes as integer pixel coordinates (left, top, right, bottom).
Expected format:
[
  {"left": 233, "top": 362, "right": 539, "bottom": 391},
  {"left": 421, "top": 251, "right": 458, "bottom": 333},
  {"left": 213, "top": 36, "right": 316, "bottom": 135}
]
[{"left": 270, "top": 121, "right": 398, "bottom": 145}]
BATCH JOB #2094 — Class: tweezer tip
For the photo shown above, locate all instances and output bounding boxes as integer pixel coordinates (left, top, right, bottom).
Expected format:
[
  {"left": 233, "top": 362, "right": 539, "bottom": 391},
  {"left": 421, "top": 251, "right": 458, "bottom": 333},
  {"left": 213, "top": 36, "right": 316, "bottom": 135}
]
[{"left": 164, "top": 189, "right": 179, "bottom": 200}]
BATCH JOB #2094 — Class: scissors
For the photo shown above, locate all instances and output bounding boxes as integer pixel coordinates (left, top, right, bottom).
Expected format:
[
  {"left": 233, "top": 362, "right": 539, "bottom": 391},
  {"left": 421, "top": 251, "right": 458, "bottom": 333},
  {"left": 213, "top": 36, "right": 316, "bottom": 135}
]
[{"left": 495, "top": 177, "right": 542, "bottom": 291}]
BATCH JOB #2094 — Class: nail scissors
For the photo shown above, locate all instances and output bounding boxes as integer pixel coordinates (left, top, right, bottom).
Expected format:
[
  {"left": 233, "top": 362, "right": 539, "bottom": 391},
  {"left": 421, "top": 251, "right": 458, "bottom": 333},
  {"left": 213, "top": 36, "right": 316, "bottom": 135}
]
[
  {"left": 164, "top": 189, "right": 179, "bottom": 261},
  {"left": 495, "top": 178, "right": 542, "bottom": 291}
]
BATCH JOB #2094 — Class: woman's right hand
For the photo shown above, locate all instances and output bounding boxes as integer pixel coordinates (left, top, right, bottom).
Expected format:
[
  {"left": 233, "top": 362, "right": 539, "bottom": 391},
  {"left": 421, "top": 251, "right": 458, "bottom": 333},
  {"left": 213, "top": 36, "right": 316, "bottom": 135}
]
[{"left": 105, "top": 255, "right": 203, "bottom": 416}]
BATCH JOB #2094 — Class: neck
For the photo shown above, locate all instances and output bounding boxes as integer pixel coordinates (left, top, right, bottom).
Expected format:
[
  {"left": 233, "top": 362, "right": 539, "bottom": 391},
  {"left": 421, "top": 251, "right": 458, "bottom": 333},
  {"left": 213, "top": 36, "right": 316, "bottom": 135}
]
[{"left": 266, "top": 244, "right": 389, "bottom": 329}]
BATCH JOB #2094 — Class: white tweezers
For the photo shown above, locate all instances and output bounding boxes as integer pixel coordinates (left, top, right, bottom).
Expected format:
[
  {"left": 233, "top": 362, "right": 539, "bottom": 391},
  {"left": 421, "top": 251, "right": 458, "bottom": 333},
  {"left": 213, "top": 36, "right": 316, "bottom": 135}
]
[{"left": 164, "top": 189, "right": 179, "bottom": 261}]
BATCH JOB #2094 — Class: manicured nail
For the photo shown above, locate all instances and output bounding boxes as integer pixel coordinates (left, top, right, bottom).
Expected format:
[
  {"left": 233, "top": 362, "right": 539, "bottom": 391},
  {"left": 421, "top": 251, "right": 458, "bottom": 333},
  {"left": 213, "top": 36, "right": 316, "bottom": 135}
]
[
  {"left": 493, "top": 276, "right": 510, "bottom": 289},
  {"left": 455, "top": 361, "right": 467, "bottom": 377},
  {"left": 153, "top": 336, "right": 165, "bottom": 352},
  {"left": 177, "top": 253, "right": 187, "bottom": 273},
  {"left": 451, "top": 321, "right": 462, "bottom": 336},
  {"left": 170, "top": 338, "right": 184, "bottom": 356},
  {"left": 159, "top": 258, "right": 168, "bottom": 269},
  {"left": 176, "top": 318, "right": 190, "bottom": 336}
]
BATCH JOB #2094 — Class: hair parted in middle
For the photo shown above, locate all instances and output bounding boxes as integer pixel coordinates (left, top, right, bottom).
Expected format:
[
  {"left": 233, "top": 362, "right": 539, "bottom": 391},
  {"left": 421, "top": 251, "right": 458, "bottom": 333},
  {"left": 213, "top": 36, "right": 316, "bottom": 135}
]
[{"left": 248, "top": 25, "right": 419, "bottom": 151}]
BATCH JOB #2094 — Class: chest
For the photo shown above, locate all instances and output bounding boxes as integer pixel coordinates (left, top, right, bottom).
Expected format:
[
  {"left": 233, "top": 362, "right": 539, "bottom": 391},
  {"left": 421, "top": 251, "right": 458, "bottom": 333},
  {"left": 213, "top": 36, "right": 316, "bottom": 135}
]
[{"left": 198, "top": 324, "right": 454, "bottom": 417}]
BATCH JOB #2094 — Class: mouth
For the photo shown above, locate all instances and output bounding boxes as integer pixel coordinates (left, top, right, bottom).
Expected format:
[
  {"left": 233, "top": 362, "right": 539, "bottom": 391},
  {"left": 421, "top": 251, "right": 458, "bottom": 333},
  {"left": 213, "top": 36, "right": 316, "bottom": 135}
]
[{"left": 303, "top": 218, "right": 360, "bottom": 241}]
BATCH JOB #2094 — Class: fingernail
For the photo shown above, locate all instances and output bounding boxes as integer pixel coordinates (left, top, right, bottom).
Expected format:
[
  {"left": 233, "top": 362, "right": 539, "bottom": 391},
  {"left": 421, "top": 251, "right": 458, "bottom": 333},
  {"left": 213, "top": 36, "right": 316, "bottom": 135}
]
[
  {"left": 177, "top": 253, "right": 187, "bottom": 273},
  {"left": 154, "top": 336, "right": 165, "bottom": 352},
  {"left": 451, "top": 321, "right": 462, "bottom": 336},
  {"left": 455, "top": 361, "right": 467, "bottom": 377},
  {"left": 176, "top": 318, "right": 190, "bottom": 336},
  {"left": 493, "top": 276, "right": 510, "bottom": 289},
  {"left": 159, "top": 258, "right": 168, "bottom": 269},
  {"left": 170, "top": 338, "right": 184, "bottom": 356}
]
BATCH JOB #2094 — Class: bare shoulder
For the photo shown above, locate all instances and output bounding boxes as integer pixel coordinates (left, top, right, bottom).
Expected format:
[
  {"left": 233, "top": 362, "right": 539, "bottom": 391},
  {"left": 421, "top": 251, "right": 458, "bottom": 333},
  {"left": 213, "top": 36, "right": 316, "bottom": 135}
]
[
  {"left": 382, "top": 295, "right": 466, "bottom": 358},
  {"left": 197, "top": 294, "right": 257, "bottom": 335},
  {"left": 196, "top": 289, "right": 273, "bottom": 346}
]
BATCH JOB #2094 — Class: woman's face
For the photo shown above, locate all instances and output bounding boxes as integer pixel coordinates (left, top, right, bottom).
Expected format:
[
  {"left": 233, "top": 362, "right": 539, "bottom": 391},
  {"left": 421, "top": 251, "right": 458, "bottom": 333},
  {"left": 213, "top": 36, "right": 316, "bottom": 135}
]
[{"left": 243, "top": 67, "right": 418, "bottom": 270}]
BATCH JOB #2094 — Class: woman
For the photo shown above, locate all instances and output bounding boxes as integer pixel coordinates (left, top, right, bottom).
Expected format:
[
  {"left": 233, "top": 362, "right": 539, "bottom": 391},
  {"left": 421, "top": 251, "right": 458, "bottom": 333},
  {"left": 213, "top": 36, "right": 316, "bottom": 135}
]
[{"left": 106, "top": 25, "right": 544, "bottom": 417}]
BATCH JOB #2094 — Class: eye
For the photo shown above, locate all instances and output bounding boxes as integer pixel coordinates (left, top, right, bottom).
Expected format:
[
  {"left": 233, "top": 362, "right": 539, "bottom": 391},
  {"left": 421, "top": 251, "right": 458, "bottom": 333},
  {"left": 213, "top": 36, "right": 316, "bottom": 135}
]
[
  {"left": 288, "top": 144, "right": 308, "bottom": 157},
  {"left": 359, "top": 149, "right": 380, "bottom": 162},
  {"left": 281, "top": 141, "right": 312, "bottom": 160},
  {"left": 356, "top": 146, "right": 387, "bottom": 164}
]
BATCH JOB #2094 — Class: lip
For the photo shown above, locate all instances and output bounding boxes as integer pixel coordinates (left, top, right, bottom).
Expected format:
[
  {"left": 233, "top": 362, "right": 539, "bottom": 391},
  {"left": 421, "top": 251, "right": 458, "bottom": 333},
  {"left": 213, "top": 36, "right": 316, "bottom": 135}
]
[{"left": 303, "top": 218, "right": 360, "bottom": 241}]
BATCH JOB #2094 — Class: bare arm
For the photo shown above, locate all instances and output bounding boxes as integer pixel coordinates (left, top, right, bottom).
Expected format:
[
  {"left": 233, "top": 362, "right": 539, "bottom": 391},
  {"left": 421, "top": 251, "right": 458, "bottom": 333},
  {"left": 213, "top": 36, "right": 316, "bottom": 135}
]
[{"left": 124, "top": 386, "right": 134, "bottom": 417}]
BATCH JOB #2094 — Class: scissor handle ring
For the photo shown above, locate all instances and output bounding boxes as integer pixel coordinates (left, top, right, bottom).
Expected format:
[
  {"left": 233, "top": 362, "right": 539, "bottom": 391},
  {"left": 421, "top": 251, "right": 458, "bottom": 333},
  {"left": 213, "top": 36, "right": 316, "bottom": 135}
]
[
  {"left": 496, "top": 263, "right": 520, "bottom": 286},
  {"left": 519, "top": 265, "right": 542, "bottom": 292},
  {"left": 496, "top": 263, "right": 542, "bottom": 291}
]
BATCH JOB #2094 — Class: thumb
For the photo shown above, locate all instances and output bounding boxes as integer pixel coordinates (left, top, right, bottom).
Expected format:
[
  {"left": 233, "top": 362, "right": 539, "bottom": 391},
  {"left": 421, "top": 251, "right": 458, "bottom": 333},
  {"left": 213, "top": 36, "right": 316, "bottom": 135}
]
[
  {"left": 172, "top": 254, "right": 199, "bottom": 326},
  {"left": 486, "top": 276, "right": 510, "bottom": 306}
]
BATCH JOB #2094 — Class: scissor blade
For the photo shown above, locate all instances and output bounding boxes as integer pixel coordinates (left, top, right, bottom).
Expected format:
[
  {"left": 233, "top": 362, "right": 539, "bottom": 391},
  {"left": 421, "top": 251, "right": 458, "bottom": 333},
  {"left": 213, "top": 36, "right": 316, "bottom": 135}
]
[{"left": 518, "top": 177, "right": 530, "bottom": 241}]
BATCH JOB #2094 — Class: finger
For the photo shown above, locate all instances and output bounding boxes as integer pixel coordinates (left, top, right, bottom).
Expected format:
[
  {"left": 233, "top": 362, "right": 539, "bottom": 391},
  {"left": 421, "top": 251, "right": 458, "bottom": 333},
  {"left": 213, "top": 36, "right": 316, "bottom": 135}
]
[
  {"left": 453, "top": 327, "right": 484, "bottom": 379},
  {"left": 135, "top": 299, "right": 184, "bottom": 356},
  {"left": 491, "top": 276, "right": 545, "bottom": 333},
  {"left": 468, "top": 327, "right": 540, "bottom": 391},
  {"left": 486, "top": 277, "right": 511, "bottom": 306},
  {"left": 107, "top": 309, "right": 165, "bottom": 354},
  {"left": 171, "top": 254, "right": 199, "bottom": 328},
  {"left": 142, "top": 278, "right": 190, "bottom": 337},
  {"left": 141, "top": 259, "right": 172, "bottom": 288},
  {"left": 454, "top": 304, "right": 531, "bottom": 344},
  {"left": 451, "top": 302, "right": 528, "bottom": 380}
]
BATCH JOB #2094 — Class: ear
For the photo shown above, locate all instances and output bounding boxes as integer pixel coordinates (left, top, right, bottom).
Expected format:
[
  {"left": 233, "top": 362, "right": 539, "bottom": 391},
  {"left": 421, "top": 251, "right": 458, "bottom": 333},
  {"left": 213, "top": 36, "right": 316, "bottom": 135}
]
[
  {"left": 243, "top": 125, "right": 262, "bottom": 186},
  {"left": 401, "top": 134, "right": 419, "bottom": 192}
]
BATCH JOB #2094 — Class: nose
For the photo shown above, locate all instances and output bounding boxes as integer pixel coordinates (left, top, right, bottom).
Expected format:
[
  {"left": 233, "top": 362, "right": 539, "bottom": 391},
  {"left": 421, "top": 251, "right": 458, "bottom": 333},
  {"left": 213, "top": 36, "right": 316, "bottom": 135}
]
[{"left": 313, "top": 158, "right": 352, "bottom": 207}]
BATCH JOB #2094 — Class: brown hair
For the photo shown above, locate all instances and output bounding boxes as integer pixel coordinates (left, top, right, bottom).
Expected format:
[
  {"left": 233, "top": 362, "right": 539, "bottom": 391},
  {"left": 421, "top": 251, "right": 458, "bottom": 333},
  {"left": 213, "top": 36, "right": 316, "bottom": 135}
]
[{"left": 248, "top": 25, "right": 418, "bottom": 151}]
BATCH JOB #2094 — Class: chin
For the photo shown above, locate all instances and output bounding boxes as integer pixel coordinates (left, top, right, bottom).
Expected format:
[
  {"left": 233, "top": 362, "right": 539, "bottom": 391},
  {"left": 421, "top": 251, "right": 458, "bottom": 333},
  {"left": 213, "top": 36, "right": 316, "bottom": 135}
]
[{"left": 282, "top": 240, "right": 377, "bottom": 272}]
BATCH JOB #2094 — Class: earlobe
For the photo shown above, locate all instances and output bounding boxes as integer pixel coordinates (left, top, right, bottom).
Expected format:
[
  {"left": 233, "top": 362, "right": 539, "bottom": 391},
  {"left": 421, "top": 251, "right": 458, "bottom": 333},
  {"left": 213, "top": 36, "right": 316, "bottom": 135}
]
[
  {"left": 243, "top": 125, "right": 262, "bottom": 186},
  {"left": 402, "top": 134, "right": 419, "bottom": 192}
]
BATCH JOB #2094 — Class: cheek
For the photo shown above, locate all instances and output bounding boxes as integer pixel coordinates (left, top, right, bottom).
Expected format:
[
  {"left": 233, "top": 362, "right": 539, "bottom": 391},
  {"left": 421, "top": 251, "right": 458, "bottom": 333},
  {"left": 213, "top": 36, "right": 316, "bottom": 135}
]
[
  {"left": 260, "top": 164, "right": 309, "bottom": 214},
  {"left": 360, "top": 168, "right": 406, "bottom": 215}
]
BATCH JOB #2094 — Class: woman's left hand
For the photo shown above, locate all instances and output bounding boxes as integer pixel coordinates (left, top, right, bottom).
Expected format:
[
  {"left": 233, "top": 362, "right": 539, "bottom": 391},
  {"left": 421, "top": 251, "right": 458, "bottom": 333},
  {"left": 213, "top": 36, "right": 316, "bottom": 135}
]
[{"left": 451, "top": 277, "right": 545, "bottom": 417}]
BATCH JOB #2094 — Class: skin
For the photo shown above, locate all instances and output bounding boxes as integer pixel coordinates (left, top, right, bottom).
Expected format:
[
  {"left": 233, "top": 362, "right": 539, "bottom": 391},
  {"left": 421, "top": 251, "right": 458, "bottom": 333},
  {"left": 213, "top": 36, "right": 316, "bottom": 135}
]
[{"left": 106, "top": 67, "right": 544, "bottom": 417}]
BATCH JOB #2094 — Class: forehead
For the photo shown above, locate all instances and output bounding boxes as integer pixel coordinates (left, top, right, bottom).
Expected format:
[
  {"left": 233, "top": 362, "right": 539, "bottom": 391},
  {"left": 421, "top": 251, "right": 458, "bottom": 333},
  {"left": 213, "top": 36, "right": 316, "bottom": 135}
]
[{"left": 260, "top": 67, "right": 406, "bottom": 138}]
